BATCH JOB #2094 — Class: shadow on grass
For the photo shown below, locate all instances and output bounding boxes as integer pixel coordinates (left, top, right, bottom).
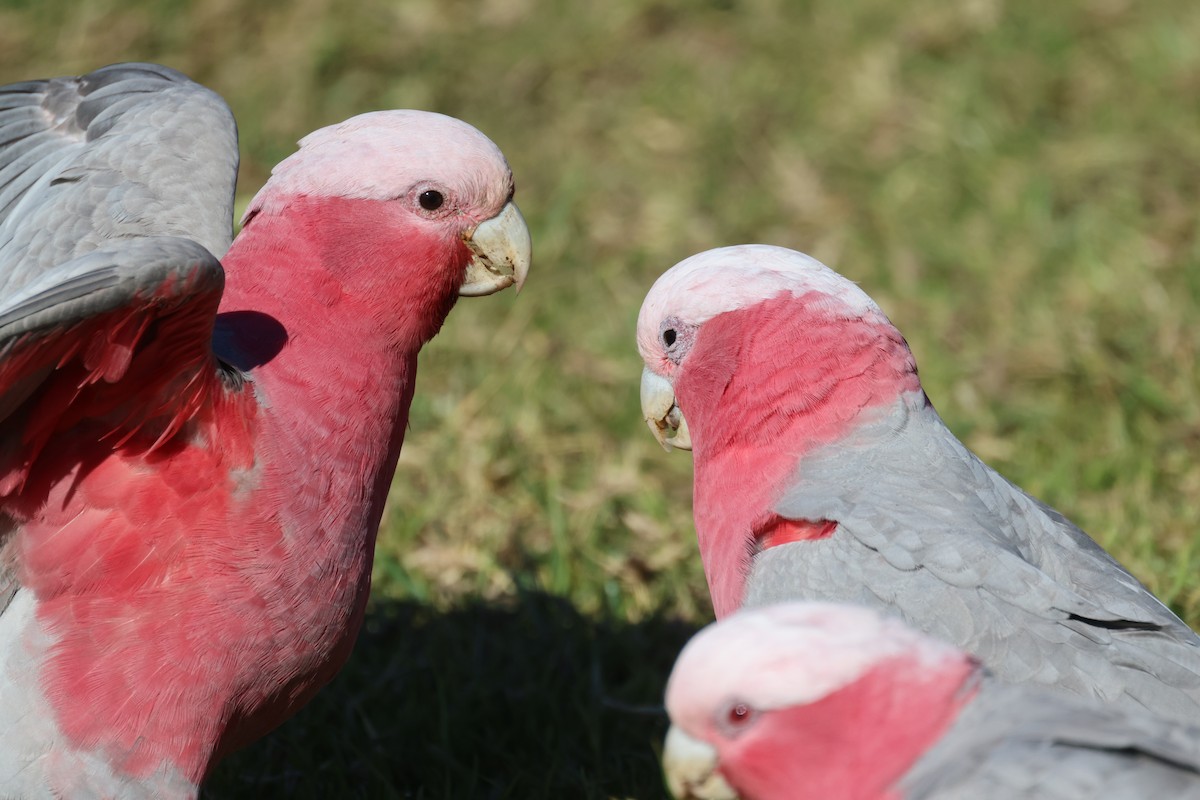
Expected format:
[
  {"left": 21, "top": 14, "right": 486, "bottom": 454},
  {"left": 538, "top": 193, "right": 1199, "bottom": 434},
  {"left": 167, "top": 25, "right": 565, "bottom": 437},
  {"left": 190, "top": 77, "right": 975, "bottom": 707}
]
[{"left": 204, "top": 590, "right": 700, "bottom": 799}]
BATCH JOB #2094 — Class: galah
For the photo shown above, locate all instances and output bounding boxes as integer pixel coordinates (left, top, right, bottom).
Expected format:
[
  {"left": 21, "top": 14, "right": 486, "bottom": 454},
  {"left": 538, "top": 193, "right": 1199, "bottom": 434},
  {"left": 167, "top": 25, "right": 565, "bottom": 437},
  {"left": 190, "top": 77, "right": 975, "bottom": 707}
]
[
  {"left": 0, "top": 63, "right": 530, "bottom": 798},
  {"left": 637, "top": 244, "right": 1200, "bottom": 718},
  {"left": 663, "top": 602, "right": 1200, "bottom": 800}
]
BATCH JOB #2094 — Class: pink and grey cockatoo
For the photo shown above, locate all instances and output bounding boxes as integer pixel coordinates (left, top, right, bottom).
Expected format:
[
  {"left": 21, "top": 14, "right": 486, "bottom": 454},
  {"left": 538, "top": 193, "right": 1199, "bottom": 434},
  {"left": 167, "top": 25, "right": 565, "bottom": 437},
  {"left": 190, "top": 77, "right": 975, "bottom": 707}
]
[
  {"left": 0, "top": 63, "right": 530, "bottom": 797},
  {"left": 664, "top": 602, "right": 1200, "bottom": 800},
  {"left": 638, "top": 245, "right": 1200, "bottom": 719}
]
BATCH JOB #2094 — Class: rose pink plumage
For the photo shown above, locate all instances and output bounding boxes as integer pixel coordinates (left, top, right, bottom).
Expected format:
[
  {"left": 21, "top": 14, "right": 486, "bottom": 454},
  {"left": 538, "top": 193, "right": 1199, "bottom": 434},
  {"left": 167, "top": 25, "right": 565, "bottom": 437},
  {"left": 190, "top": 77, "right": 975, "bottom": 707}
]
[{"left": 0, "top": 63, "right": 530, "bottom": 798}]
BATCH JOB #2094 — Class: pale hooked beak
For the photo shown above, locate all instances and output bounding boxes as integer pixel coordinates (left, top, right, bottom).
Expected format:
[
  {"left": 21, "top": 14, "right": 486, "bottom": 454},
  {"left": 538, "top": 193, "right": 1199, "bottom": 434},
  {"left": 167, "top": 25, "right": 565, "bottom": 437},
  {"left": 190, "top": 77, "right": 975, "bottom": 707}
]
[
  {"left": 663, "top": 725, "right": 738, "bottom": 800},
  {"left": 641, "top": 367, "right": 691, "bottom": 452},
  {"left": 461, "top": 201, "right": 532, "bottom": 297}
]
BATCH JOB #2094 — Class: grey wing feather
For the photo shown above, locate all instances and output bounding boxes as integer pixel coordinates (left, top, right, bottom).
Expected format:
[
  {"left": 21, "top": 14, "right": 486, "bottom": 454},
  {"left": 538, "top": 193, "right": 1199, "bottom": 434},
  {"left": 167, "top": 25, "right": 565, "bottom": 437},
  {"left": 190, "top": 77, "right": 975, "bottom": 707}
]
[
  {"left": 748, "top": 397, "right": 1200, "bottom": 719},
  {"left": 0, "top": 236, "right": 223, "bottom": 340},
  {"left": 900, "top": 680, "right": 1200, "bottom": 799},
  {"left": 0, "top": 62, "right": 237, "bottom": 294}
]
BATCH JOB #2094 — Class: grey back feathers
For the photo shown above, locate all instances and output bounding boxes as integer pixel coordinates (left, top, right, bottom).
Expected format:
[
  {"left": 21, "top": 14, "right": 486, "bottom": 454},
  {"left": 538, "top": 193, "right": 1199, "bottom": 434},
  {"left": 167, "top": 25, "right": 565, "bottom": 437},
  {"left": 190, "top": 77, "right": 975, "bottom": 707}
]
[
  {"left": 745, "top": 397, "right": 1200, "bottom": 720},
  {"left": 900, "top": 679, "right": 1200, "bottom": 799}
]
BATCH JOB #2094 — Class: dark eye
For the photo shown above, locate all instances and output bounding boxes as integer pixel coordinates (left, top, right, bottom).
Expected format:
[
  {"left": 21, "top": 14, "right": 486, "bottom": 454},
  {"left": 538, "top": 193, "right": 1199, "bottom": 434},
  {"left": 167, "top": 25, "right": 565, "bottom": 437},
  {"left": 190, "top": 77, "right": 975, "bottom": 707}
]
[
  {"left": 663, "top": 328, "right": 677, "bottom": 347},
  {"left": 419, "top": 190, "right": 444, "bottom": 211},
  {"left": 727, "top": 702, "right": 753, "bottom": 727}
]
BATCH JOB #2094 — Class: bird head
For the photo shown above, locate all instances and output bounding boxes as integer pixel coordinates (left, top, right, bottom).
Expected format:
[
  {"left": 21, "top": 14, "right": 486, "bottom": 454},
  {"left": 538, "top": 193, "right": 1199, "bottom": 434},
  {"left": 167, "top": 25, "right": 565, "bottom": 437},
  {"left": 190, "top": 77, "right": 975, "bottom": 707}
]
[
  {"left": 637, "top": 245, "right": 920, "bottom": 617},
  {"left": 663, "top": 602, "right": 979, "bottom": 800}
]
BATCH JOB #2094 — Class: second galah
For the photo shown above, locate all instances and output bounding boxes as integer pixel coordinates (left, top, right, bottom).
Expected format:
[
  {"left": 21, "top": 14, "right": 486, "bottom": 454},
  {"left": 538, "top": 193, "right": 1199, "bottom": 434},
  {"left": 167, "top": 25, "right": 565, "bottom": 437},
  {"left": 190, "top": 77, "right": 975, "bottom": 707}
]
[
  {"left": 638, "top": 244, "right": 1200, "bottom": 718},
  {"left": 664, "top": 602, "right": 1200, "bottom": 800}
]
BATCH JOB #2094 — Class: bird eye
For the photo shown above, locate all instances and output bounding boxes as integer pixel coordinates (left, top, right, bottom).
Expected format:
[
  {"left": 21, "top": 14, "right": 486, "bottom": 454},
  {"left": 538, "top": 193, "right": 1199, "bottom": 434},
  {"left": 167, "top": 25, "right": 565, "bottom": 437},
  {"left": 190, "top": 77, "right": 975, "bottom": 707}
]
[
  {"left": 663, "top": 328, "right": 677, "bottom": 347},
  {"left": 727, "top": 703, "right": 753, "bottom": 726},
  {"left": 418, "top": 190, "right": 444, "bottom": 211}
]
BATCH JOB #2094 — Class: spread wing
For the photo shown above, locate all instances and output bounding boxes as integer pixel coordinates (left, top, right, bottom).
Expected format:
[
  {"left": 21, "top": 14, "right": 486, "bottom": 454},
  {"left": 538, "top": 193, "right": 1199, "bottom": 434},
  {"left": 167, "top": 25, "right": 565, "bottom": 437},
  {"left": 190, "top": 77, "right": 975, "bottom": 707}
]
[
  {"left": 0, "top": 63, "right": 241, "bottom": 496},
  {"left": 0, "top": 238, "right": 225, "bottom": 495},
  {"left": 0, "top": 62, "right": 237, "bottom": 291}
]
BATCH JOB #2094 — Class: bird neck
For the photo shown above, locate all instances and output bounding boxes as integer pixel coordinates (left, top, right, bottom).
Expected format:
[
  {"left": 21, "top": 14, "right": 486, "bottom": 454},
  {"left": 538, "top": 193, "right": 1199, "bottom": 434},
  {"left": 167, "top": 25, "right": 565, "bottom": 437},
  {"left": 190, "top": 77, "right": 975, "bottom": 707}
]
[
  {"left": 213, "top": 194, "right": 470, "bottom": 549},
  {"left": 677, "top": 292, "right": 924, "bottom": 617}
]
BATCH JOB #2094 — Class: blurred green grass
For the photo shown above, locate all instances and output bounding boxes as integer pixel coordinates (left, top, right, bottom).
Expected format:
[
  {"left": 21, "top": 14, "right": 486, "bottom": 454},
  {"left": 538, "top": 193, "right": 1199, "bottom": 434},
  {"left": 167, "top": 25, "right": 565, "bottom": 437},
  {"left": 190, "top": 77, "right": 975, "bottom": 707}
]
[{"left": 4, "top": 0, "right": 1200, "bottom": 796}]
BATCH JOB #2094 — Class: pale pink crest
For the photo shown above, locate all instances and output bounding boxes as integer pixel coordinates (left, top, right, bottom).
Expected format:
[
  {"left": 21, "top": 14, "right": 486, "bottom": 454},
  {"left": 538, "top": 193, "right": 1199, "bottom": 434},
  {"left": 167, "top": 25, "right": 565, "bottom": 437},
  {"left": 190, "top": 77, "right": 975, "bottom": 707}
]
[
  {"left": 637, "top": 245, "right": 882, "bottom": 368},
  {"left": 244, "top": 110, "right": 514, "bottom": 221},
  {"left": 666, "top": 602, "right": 966, "bottom": 729}
]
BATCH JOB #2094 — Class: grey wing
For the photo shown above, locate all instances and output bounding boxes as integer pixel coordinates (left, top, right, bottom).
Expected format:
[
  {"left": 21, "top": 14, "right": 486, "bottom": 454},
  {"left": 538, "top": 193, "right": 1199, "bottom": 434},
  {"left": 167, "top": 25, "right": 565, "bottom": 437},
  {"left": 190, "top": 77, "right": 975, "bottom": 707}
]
[
  {"left": 749, "top": 398, "right": 1200, "bottom": 719},
  {"left": 0, "top": 62, "right": 237, "bottom": 293},
  {"left": 901, "top": 682, "right": 1200, "bottom": 799}
]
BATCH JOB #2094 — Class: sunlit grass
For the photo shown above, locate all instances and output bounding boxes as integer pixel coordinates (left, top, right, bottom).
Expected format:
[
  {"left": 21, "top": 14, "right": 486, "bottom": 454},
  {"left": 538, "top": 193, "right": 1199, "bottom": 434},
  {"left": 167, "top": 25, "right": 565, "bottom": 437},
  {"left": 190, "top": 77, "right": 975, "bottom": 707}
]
[{"left": 4, "top": 0, "right": 1200, "bottom": 797}]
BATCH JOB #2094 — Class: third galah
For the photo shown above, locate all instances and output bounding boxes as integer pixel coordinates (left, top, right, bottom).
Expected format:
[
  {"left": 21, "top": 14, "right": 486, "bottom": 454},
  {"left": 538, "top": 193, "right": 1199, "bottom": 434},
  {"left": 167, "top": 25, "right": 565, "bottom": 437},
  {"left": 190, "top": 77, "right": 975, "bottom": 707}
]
[
  {"left": 638, "top": 244, "right": 1200, "bottom": 718},
  {"left": 664, "top": 602, "right": 1200, "bottom": 800},
  {"left": 0, "top": 62, "right": 529, "bottom": 797}
]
